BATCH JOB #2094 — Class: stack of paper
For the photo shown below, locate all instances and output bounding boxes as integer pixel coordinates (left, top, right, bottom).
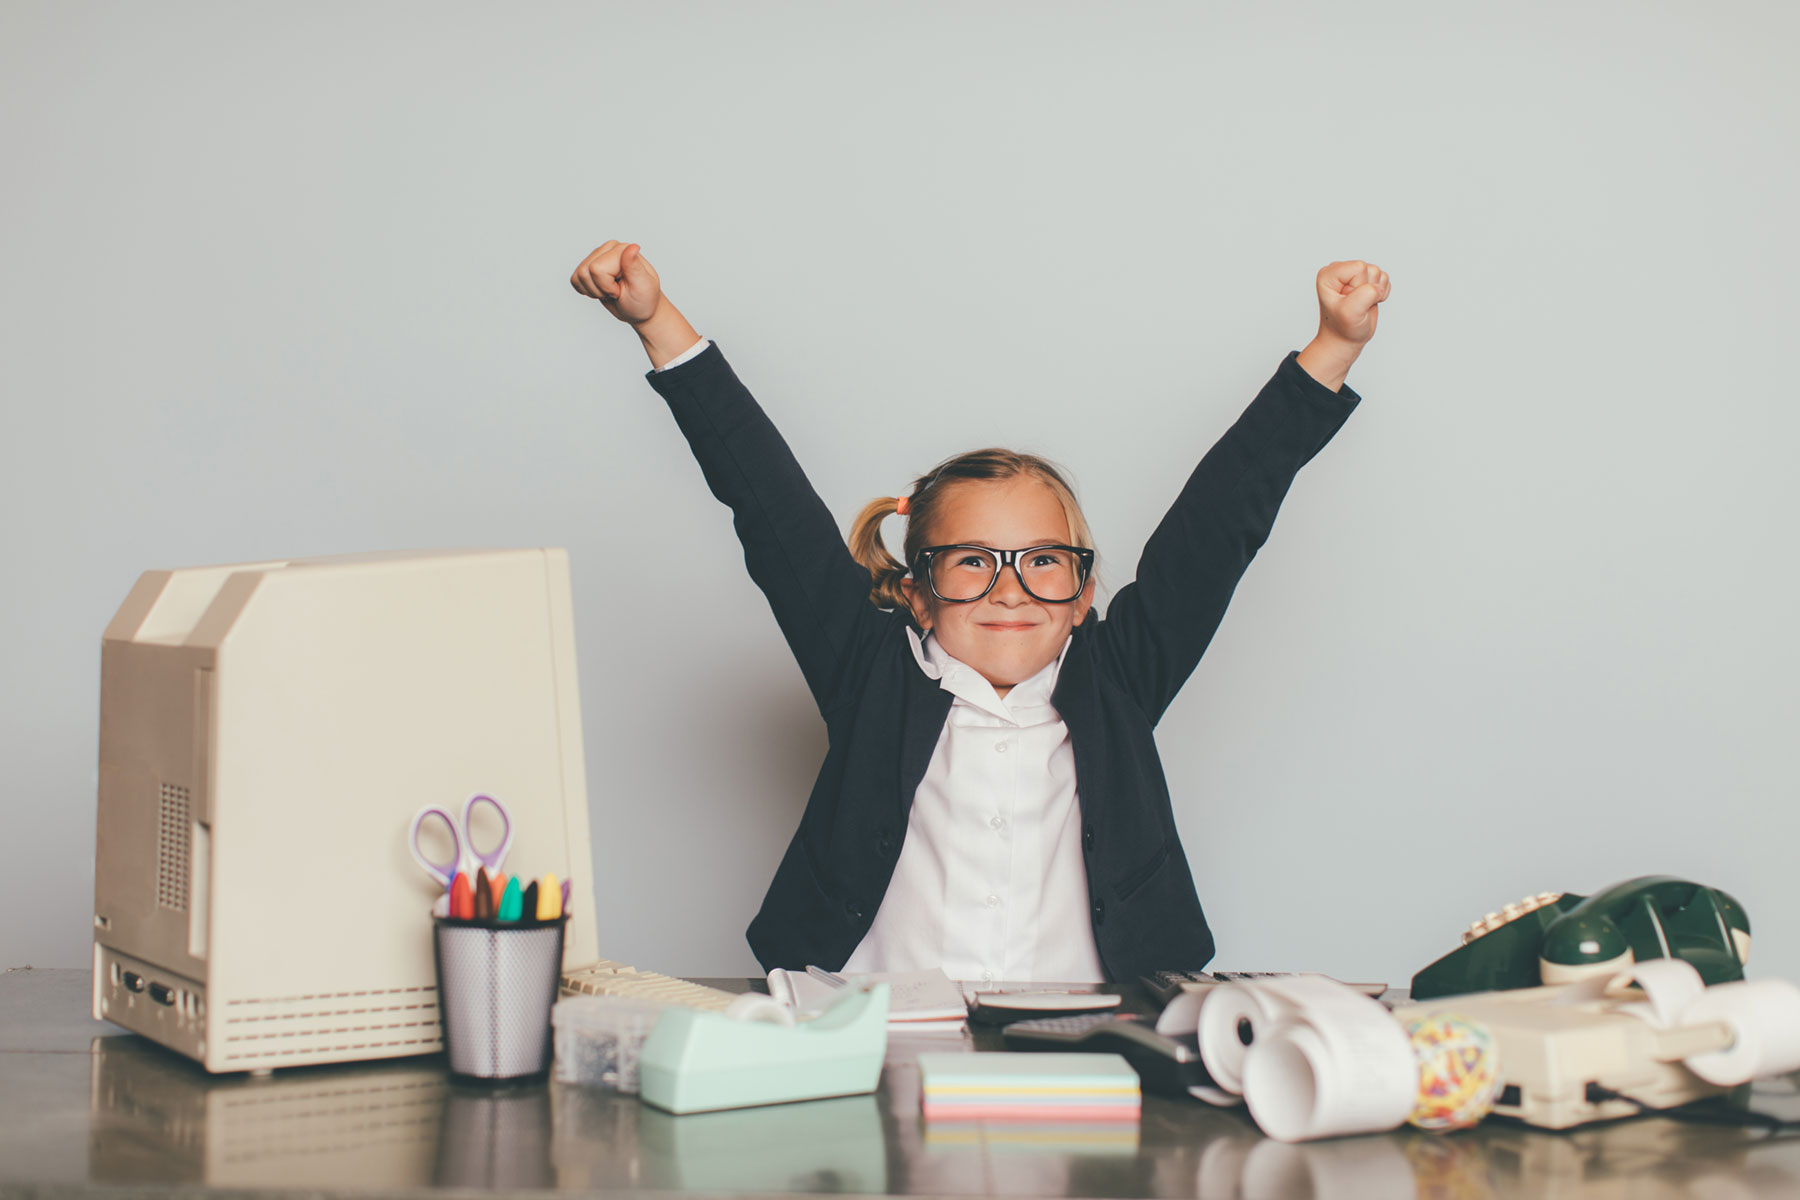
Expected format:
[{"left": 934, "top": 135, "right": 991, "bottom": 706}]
[
  {"left": 917, "top": 1052, "right": 1141, "bottom": 1122},
  {"left": 768, "top": 967, "right": 968, "bottom": 1034}
]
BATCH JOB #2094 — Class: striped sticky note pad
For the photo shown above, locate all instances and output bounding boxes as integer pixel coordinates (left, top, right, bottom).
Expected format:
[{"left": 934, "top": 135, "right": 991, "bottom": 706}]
[
  {"left": 920, "top": 1052, "right": 1139, "bottom": 1091},
  {"left": 918, "top": 1053, "right": 1140, "bottom": 1121}
]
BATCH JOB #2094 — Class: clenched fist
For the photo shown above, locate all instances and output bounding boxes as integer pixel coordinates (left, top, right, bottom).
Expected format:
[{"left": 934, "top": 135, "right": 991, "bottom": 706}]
[
  {"left": 1315, "top": 260, "right": 1390, "bottom": 346},
  {"left": 571, "top": 241, "right": 664, "bottom": 326}
]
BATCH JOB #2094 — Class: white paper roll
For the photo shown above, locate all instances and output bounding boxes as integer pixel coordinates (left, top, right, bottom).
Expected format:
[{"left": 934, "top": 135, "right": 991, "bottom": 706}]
[
  {"left": 1197, "top": 984, "right": 1302, "bottom": 1094},
  {"left": 1155, "top": 988, "right": 1207, "bottom": 1037},
  {"left": 1158, "top": 989, "right": 1243, "bottom": 1103},
  {"left": 1241, "top": 1013, "right": 1418, "bottom": 1142},
  {"left": 1188, "top": 1081, "right": 1243, "bottom": 1108},
  {"left": 1196, "top": 976, "right": 1358, "bottom": 1094},
  {"left": 1680, "top": 979, "right": 1800, "bottom": 1086},
  {"left": 1611, "top": 958, "right": 1707, "bottom": 1028},
  {"left": 1190, "top": 976, "right": 1418, "bottom": 1142}
]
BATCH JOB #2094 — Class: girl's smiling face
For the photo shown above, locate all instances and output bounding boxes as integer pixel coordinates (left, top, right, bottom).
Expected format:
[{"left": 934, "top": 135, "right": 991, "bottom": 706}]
[{"left": 900, "top": 477, "right": 1095, "bottom": 697}]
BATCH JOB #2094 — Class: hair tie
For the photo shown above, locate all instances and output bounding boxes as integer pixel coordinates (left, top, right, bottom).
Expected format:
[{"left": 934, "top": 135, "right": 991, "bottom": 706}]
[{"left": 894, "top": 494, "right": 911, "bottom": 516}]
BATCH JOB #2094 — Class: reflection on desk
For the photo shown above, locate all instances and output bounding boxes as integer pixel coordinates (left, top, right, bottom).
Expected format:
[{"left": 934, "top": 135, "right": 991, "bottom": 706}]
[
  {"left": 555, "top": 1089, "right": 886, "bottom": 1193},
  {"left": 88, "top": 1037, "right": 451, "bottom": 1189},
  {"left": 78, "top": 1032, "right": 1800, "bottom": 1199},
  {"left": 2, "top": 969, "right": 1797, "bottom": 1198},
  {"left": 86, "top": 1033, "right": 890, "bottom": 1194}
]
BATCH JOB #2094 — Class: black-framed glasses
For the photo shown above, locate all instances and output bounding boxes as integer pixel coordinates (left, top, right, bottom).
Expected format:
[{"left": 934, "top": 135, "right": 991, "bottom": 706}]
[{"left": 912, "top": 544, "right": 1095, "bottom": 604}]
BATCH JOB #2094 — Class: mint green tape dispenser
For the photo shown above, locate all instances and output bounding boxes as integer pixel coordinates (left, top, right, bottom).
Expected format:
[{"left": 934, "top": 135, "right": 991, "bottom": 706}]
[{"left": 638, "top": 983, "right": 890, "bottom": 1114}]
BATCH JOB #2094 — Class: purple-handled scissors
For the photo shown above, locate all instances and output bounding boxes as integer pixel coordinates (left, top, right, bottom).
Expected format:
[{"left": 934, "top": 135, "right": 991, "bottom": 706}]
[{"left": 408, "top": 793, "right": 514, "bottom": 891}]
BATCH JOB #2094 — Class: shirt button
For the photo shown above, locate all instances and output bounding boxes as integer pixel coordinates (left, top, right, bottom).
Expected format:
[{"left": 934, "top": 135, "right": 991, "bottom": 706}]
[
  {"left": 985, "top": 893, "right": 1002, "bottom": 908},
  {"left": 989, "top": 816, "right": 1005, "bottom": 831},
  {"left": 995, "top": 741, "right": 1009, "bottom": 754}
]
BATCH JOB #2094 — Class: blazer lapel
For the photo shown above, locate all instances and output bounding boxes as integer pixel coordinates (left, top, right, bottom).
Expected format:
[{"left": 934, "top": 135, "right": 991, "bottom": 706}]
[
  {"left": 1054, "top": 629, "right": 1108, "bottom": 815},
  {"left": 898, "top": 659, "right": 954, "bottom": 822}
]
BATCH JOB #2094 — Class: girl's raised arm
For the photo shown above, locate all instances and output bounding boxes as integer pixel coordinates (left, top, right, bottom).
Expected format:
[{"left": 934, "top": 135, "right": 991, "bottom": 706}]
[
  {"left": 1095, "top": 261, "right": 1390, "bottom": 723},
  {"left": 572, "top": 241, "right": 880, "bottom": 712}
]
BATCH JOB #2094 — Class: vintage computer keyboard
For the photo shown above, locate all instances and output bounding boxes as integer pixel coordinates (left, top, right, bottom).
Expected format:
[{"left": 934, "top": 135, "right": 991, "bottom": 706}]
[
  {"left": 1141, "top": 970, "right": 1389, "bottom": 1008},
  {"left": 560, "top": 959, "right": 742, "bottom": 1011}
]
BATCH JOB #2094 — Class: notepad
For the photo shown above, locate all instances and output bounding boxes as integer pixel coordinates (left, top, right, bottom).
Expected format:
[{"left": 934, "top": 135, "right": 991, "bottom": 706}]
[
  {"left": 768, "top": 967, "right": 968, "bottom": 1032},
  {"left": 918, "top": 1052, "right": 1141, "bottom": 1121}
]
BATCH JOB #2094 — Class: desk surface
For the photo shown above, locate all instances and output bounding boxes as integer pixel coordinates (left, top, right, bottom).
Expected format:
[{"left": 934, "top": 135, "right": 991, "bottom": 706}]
[{"left": 5, "top": 967, "right": 1800, "bottom": 1199}]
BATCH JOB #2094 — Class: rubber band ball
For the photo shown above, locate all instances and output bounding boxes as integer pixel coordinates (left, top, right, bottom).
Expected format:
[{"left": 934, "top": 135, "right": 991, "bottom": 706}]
[{"left": 1406, "top": 1012, "right": 1502, "bottom": 1132}]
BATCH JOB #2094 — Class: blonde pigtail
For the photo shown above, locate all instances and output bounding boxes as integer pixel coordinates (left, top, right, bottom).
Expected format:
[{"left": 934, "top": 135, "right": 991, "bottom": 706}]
[{"left": 847, "top": 496, "right": 912, "bottom": 611}]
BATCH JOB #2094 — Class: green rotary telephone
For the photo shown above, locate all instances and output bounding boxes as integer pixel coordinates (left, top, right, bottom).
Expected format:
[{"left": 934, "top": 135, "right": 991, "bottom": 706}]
[{"left": 1410, "top": 876, "right": 1750, "bottom": 1001}]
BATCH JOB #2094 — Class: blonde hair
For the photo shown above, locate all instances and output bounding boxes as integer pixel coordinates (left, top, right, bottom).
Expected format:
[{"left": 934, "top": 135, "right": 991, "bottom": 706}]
[{"left": 847, "top": 449, "right": 1096, "bottom": 617}]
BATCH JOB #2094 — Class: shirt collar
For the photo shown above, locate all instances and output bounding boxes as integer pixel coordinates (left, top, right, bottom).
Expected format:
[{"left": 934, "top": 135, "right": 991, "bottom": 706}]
[{"left": 906, "top": 627, "right": 1070, "bottom": 721}]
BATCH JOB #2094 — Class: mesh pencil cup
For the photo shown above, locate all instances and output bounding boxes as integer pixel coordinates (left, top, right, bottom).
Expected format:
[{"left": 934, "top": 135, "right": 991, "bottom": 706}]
[{"left": 433, "top": 915, "right": 569, "bottom": 1080}]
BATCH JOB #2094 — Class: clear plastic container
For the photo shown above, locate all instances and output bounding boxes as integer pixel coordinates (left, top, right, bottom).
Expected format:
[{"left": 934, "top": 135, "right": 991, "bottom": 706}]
[{"left": 551, "top": 995, "right": 673, "bottom": 1092}]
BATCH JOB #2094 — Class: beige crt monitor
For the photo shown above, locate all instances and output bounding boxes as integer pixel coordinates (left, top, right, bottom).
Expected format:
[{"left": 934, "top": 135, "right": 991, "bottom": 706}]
[{"left": 93, "top": 548, "right": 600, "bottom": 1073}]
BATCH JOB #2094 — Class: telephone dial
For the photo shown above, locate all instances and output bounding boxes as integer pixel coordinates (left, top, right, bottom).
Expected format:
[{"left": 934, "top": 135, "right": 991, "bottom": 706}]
[{"left": 1410, "top": 875, "right": 1750, "bottom": 1001}]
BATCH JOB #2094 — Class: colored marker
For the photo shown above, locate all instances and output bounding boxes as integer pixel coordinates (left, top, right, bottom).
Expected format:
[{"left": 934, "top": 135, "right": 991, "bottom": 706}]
[
  {"left": 498, "top": 876, "right": 523, "bottom": 922},
  {"left": 520, "top": 881, "right": 539, "bottom": 923},
  {"left": 449, "top": 872, "right": 473, "bottom": 920},
  {"left": 475, "top": 868, "right": 495, "bottom": 921},
  {"left": 491, "top": 871, "right": 508, "bottom": 900},
  {"left": 561, "top": 878, "right": 572, "bottom": 916},
  {"left": 538, "top": 873, "right": 562, "bottom": 920}
]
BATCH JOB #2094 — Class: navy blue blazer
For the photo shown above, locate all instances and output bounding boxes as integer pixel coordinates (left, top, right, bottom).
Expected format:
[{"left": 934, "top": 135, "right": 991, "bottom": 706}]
[{"left": 647, "top": 343, "right": 1360, "bottom": 980}]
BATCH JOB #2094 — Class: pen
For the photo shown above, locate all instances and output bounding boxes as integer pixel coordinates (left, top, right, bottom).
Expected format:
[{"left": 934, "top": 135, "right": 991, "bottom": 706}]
[
  {"left": 449, "top": 872, "right": 474, "bottom": 920},
  {"left": 497, "top": 877, "right": 523, "bottom": 922},
  {"left": 537, "top": 873, "right": 563, "bottom": 920},
  {"left": 807, "top": 965, "right": 848, "bottom": 989}
]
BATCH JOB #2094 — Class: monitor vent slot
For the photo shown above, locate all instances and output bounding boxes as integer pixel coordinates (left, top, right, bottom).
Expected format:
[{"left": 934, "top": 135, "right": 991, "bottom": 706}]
[
  {"left": 157, "top": 784, "right": 191, "bottom": 910},
  {"left": 222, "top": 986, "right": 441, "bottom": 1066}
]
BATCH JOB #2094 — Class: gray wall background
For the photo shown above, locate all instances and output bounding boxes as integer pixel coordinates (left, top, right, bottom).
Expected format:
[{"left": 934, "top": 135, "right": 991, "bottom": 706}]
[{"left": 4, "top": 2, "right": 1796, "bottom": 985}]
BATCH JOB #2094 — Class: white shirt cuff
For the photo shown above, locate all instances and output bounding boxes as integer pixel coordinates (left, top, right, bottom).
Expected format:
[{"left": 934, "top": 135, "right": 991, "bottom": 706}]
[{"left": 654, "top": 336, "right": 712, "bottom": 372}]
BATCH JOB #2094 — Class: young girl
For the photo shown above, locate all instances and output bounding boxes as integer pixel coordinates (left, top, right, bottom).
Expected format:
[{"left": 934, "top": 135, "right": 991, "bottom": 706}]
[{"left": 572, "top": 243, "right": 1388, "bottom": 983}]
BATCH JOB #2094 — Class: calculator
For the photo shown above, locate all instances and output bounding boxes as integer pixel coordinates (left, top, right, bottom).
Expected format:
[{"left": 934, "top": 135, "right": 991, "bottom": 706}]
[
  {"left": 1000, "top": 1012, "right": 1212, "bottom": 1097},
  {"left": 1140, "top": 970, "right": 1389, "bottom": 1009}
]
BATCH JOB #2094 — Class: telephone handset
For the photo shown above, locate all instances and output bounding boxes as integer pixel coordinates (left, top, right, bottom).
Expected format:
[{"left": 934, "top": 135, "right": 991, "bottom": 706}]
[{"left": 1410, "top": 875, "right": 1750, "bottom": 1001}]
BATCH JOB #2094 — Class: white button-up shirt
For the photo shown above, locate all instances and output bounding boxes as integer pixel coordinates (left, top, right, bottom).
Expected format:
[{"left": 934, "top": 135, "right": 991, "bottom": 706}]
[{"left": 841, "top": 630, "right": 1106, "bottom": 983}]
